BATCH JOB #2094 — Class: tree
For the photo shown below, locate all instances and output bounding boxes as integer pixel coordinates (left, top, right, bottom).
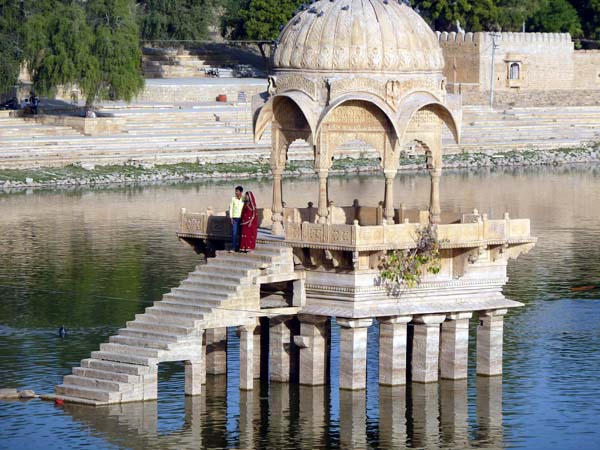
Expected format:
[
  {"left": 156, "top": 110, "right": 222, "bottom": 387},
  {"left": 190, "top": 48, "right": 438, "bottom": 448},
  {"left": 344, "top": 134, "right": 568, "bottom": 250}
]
[
  {"left": 136, "top": 0, "right": 217, "bottom": 42},
  {"left": 413, "top": 0, "right": 499, "bottom": 32},
  {"left": 569, "top": 0, "right": 600, "bottom": 40},
  {"left": 527, "top": 0, "right": 582, "bottom": 37},
  {"left": 496, "top": 0, "right": 541, "bottom": 31},
  {"left": 85, "top": 0, "right": 145, "bottom": 106},
  {"left": 26, "top": 0, "right": 144, "bottom": 109},
  {"left": 25, "top": 1, "right": 99, "bottom": 101},
  {"left": 0, "top": 0, "right": 25, "bottom": 96}
]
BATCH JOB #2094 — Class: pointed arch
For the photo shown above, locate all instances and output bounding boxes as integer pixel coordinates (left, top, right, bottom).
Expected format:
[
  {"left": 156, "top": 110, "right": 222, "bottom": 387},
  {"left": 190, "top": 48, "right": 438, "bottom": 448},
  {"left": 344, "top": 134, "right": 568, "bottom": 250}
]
[{"left": 253, "top": 92, "right": 318, "bottom": 143}]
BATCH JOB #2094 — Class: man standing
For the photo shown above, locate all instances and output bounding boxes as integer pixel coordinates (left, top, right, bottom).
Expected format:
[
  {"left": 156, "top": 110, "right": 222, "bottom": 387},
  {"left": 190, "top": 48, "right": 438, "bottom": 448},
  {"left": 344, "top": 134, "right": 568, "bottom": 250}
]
[{"left": 229, "top": 186, "right": 244, "bottom": 252}]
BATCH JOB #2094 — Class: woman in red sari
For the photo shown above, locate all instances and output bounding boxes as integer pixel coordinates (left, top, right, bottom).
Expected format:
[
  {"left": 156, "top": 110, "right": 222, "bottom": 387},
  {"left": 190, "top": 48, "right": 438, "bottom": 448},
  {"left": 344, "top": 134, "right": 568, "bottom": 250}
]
[{"left": 240, "top": 191, "right": 258, "bottom": 252}]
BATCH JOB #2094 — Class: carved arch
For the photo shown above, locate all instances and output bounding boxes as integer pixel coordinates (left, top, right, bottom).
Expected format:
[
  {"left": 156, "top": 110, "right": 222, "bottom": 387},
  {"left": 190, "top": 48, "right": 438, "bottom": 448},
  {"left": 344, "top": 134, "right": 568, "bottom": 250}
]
[
  {"left": 253, "top": 92, "right": 317, "bottom": 143},
  {"left": 315, "top": 96, "right": 400, "bottom": 171},
  {"left": 396, "top": 91, "right": 461, "bottom": 145}
]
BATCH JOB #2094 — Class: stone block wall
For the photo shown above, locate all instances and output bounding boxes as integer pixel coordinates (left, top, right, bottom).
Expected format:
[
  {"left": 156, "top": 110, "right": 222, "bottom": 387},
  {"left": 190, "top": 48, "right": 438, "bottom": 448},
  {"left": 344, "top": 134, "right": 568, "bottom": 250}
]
[
  {"left": 135, "top": 82, "right": 266, "bottom": 103},
  {"left": 437, "top": 32, "right": 482, "bottom": 85},
  {"left": 574, "top": 51, "right": 600, "bottom": 89}
]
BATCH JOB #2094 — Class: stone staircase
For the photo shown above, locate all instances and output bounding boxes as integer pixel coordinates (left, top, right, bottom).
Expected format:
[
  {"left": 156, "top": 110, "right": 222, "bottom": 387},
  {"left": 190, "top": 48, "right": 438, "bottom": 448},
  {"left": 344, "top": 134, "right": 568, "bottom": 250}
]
[
  {"left": 2, "top": 104, "right": 599, "bottom": 169},
  {"left": 142, "top": 48, "right": 240, "bottom": 79},
  {"left": 52, "top": 243, "right": 294, "bottom": 405}
]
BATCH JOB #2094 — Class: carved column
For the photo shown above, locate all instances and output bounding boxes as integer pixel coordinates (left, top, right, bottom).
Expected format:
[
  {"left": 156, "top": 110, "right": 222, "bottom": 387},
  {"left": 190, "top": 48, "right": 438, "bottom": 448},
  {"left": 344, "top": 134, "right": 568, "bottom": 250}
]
[
  {"left": 429, "top": 168, "right": 442, "bottom": 225},
  {"left": 316, "top": 169, "right": 329, "bottom": 224},
  {"left": 383, "top": 170, "right": 397, "bottom": 224},
  {"left": 337, "top": 318, "right": 372, "bottom": 390},
  {"left": 379, "top": 315, "right": 412, "bottom": 386},
  {"left": 477, "top": 309, "right": 507, "bottom": 376},
  {"left": 271, "top": 167, "right": 284, "bottom": 236}
]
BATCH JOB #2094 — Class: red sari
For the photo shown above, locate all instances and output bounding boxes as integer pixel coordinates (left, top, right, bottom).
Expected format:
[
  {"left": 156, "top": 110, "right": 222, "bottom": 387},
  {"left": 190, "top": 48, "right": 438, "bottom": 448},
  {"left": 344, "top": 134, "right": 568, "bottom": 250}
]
[{"left": 240, "top": 191, "right": 258, "bottom": 251}]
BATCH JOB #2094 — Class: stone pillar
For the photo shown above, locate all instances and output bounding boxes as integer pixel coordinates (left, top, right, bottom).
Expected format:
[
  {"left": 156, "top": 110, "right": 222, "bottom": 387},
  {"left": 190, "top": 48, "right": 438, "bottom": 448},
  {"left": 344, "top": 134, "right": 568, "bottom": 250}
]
[
  {"left": 238, "top": 323, "right": 256, "bottom": 390},
  {"left": 440, "top": 380, "right": 469, "bottom": 447},
  {"left": 339, "top": 390, "right": 367, "bottom": 449},
  {"left": 379, "top": 315, "right": 412, "bottom": 386},
  {"left": 476, "top": 309, "right": 507, "bottom": 376},
  {"left": 317, "top": 170, "right": 329, "bottom": 224},
  {"left": 411, "top": 383, "right": 440, "bottom": 448},
  {"left": 142, "top": 364, "right": 158, "bottom": 401},
  {"left": 296, "top": 315, "right": 329, "bottom": 386},
  {"left": 411, "top": 314, "right": 446, "bottom": 383},
  {"left": 271, "top": 168, "right": 284, "bottom": 236},
  {"left": 440, "top": 312, "right": 472, "bottom": 380},
  {"left": 253, "top": 324, "right": 262, "bottom": 379},
  {"left": 184, "top": 394, "right": 206, "bottom": 447},
  {"left": 429, "top": 168, "right": 442, "bottom": 225},
  {"left": 379, "top": 386, "right": 407, "bottom": 448},
  {"left": 269, "top": 315, "right": 293, "bottom": 382},
  {"left": 205, "top": 328, "right": 227, "bottom": 374},
  {"left": 185, "top": 359, "right": 203, "bottom": 396},
  {"left": 383, "top": 170, "right": 397, "bottom": 224},
  {"left": 337, "top": 318, "right": 372, "bottom": 390}
]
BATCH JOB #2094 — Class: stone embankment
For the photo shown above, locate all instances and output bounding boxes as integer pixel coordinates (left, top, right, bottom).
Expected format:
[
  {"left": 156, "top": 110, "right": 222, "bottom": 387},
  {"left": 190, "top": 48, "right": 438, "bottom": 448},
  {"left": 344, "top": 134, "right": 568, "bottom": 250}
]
[{"left": 1, "top": 147, "right": 599, "bottom": 189}]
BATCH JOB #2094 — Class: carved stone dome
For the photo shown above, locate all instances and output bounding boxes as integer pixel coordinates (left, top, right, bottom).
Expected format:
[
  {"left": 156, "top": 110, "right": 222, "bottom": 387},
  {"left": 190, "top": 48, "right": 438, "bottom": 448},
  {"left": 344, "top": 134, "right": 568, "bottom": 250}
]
[{"left": 273, "top": 0, "right": 444, "bottom": 74}]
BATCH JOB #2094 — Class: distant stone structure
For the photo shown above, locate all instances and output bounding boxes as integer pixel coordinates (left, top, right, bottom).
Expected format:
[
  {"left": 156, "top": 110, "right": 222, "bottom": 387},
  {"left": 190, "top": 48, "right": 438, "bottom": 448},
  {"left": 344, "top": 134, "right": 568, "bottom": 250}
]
[{"left": 438, "top": 31, "right": 600, "bottom": 106}]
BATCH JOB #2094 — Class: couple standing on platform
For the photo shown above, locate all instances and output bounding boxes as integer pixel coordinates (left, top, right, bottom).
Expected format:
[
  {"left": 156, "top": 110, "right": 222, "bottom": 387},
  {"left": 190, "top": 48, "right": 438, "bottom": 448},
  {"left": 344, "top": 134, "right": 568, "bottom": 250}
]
[{"left": 229, "top": 185, "right": 258, "bottom": 253}]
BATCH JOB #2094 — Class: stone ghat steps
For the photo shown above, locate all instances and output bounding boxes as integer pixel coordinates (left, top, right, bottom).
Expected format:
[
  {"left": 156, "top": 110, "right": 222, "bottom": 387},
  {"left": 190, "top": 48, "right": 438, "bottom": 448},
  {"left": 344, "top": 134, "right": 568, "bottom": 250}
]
[{"left": 53, "top": 244, "right": 294, "bottom": 405}]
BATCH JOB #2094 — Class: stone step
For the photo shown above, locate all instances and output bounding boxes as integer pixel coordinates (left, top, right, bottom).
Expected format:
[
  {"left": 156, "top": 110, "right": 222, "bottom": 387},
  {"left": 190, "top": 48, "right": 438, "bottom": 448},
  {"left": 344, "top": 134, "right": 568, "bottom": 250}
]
[
  {"left": 188, "top": 271, "right": 251, "bottom": 284},
  {"left": 172, "top": 284, "right": 236, "bottom": 298},
  {"left": 126, "top": 318, "right": 195, "bottom": 336},
  {"left": 117, "top": 328, "right": 182, "bottom": 342},
  {"left": 80, "top": 358, "right": 150, "bottom": 376},
  {"left": 154, "top": 300, "right": 213, "bottom": 315},
  {"left": 99, "top": 343, "right": 161, "bottom": 359},
  {"left": 109, "top": 334, "right": 173, "bottom": 350},
  {"left": 162, "top": 291, "right": 225, "bottom": 305},
  {"left": 144, "top": 306, "right": 206, "bottom": 323},
  {"left": 91, "top": 350, "right": 156, "bottom": 366},
  {"left": 64, "top": 375, "right": 132, "bottom": 393},
  {"left": 203, "top": 262, "right": 260, "bottom": 276},
  {"left": 72, "top": 367, "right": 140, "bottom": 384},
  {"left": 56, "top": 384, "right": 120, "bottom": 403},
  {"left": 179, "top": 279, "right": 240, "bottom": 292}
]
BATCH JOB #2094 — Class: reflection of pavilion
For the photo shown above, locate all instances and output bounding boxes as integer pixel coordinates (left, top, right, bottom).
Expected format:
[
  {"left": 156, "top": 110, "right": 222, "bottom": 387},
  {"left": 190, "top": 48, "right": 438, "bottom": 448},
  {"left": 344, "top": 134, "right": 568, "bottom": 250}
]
[
  {"left": 52, "top": 0, "right": 535, "bottom": 409},
  {"left": 62, "top": 377, "right": 504, "bottom": 448}
]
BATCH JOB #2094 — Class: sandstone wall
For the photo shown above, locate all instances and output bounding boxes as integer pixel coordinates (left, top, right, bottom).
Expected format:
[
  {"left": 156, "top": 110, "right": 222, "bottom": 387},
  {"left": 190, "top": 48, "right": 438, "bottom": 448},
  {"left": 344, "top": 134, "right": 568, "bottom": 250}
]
[
  {"left": 440, "top": 32, "right": 575, "bottom": 92},
  {"left": 459, "top": 86, "right": 600, "bottom": 107},
  {"left": 437, "top": 32, "right": 482, "bottom": 85},
  {"left": 135, "top": 81, "right": 266, "bottom": 103},
  {"left": 574, "top": 51, "right": 600, "bottom": 89}
]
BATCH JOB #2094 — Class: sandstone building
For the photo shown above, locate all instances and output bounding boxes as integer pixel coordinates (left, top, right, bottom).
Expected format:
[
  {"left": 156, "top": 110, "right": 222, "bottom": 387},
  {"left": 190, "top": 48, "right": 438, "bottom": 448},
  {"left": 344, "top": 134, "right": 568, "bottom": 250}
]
[{"left": 438, "top": 31, "right": 600, "bottom": 106}]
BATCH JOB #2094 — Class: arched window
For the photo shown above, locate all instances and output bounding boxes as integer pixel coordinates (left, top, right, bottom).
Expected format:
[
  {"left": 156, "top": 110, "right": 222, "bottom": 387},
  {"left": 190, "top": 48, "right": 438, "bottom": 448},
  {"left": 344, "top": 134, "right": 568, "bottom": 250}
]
[{"left": 509, "top": 63, "right": 520, "bottom": 80}]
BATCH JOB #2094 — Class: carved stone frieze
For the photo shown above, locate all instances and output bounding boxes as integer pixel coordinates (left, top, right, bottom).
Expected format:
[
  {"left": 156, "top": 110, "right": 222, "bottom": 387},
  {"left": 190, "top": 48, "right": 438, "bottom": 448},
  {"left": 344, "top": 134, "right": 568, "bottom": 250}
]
[
  {"left": 276, "top": 75, "right": 318, "bottom": 100},
  {"left": 329, "top": 78, "right": 386, "bottom": 102}
]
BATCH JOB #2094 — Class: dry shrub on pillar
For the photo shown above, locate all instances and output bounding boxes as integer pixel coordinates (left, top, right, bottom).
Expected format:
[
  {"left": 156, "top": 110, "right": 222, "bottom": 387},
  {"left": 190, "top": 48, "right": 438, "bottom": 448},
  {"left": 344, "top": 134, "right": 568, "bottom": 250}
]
[{"left": 379, "top": 224, "right": 444, "bottom": 294}]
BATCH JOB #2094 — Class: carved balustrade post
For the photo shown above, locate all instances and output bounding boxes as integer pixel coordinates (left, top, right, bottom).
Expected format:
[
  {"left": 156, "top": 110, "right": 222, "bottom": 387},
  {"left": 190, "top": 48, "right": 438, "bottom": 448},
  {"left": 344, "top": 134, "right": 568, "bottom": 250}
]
[
  {"left": 271, "top": 167, "right": 284, "bottom": 236},
  {"left": 384, "top": 170, "right": 397, "bottom": 224},
  {"left": 317, "top": 170, "right": 329, "bottom": 224}
]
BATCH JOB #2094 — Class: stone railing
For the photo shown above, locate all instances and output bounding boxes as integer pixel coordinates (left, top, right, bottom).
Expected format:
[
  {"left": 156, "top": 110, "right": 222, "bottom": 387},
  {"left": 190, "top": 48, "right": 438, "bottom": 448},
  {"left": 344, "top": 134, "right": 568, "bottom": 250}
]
[
  {"left": 284, "top": 214, "right": 532, "bottom": 249},
  {"left": 178, "top": 207, "right": 533, "bottom": 250}
]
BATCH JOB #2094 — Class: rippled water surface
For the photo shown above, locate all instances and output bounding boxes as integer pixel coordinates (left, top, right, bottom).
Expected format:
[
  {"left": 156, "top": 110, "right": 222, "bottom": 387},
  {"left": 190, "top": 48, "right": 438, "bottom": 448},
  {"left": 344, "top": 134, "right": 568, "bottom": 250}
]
[{"left": 1, "top": 166, "right": 600, "bottom": 449}]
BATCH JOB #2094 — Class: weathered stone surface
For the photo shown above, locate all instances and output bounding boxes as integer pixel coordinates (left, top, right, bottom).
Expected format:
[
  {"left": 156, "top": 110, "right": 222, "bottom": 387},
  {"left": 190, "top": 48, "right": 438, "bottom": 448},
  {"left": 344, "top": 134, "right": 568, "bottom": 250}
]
[
  {"left": 411, "top": 314, "right": 446, "bottom": 383},
  {"left": 440, "top": 313, "right": 472, "bottom": 380},
  {"left": 0, "top": 388, "right": 20, "bottom": 399},
  {"left": 378, "top": 316, "right": 412, "bottom": 386},
  {"left": 477, "top": 309, "right": 507, "bottom": 376},
  {"left": 338, "top": 318, "right": 372, "bottom": 390}
]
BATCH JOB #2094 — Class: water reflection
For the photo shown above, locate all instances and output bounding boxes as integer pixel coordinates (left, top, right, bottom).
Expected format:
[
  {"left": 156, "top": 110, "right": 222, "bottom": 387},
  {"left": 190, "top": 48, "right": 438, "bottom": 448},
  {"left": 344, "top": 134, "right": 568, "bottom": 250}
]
[
  {"left": 59, "top": 377, "right": 504, "bottom": 449},
  {"left": 3, "top": 165, "right": 600, "bottom": 448}
]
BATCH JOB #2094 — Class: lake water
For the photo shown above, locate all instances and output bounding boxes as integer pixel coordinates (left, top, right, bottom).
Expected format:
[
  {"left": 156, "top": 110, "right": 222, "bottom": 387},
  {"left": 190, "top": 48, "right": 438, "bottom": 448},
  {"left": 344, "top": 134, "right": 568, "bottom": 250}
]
[{"left": 1, "top": 166, "right": 600, "bottom": 449}]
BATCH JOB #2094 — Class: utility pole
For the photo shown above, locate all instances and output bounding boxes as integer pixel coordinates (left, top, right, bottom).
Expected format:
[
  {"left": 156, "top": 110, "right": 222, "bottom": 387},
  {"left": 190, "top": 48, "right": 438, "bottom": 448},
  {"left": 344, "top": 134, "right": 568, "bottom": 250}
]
[{"left": 489, "top": 33, "right": 501, "bottom": 109}]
